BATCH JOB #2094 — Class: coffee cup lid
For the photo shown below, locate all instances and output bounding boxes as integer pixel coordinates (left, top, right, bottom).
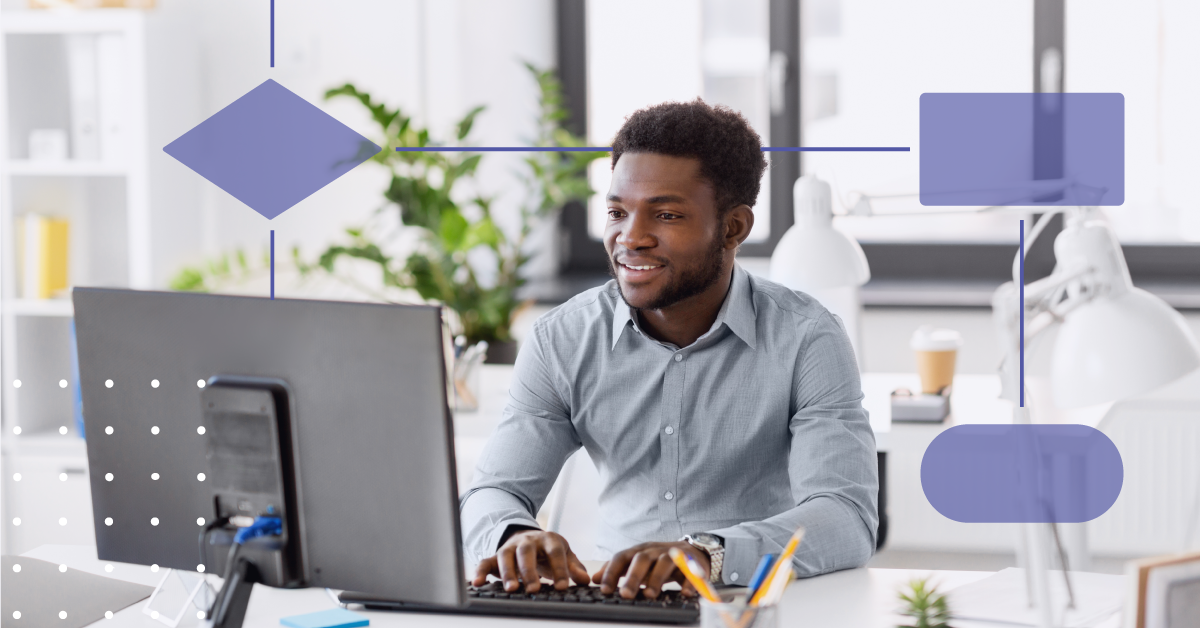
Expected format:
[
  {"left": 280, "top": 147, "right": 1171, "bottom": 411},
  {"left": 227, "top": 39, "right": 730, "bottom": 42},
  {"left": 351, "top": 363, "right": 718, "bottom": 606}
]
[{"left": 911, "top": 325, "right": 963, "bottom": 351}]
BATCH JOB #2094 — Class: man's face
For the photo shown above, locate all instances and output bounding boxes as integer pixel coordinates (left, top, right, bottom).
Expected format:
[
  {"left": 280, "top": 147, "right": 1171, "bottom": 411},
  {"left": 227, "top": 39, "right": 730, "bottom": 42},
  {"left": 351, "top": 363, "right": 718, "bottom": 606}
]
[{"left": 603, "top": 153, "right": 728, "bottom": 311}]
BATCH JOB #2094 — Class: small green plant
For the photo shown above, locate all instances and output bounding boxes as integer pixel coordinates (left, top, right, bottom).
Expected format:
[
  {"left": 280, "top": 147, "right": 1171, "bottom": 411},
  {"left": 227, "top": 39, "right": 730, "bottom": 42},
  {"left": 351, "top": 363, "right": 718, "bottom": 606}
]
[{"left": 897, "top": 577, "right": 953, "bottom": 628}]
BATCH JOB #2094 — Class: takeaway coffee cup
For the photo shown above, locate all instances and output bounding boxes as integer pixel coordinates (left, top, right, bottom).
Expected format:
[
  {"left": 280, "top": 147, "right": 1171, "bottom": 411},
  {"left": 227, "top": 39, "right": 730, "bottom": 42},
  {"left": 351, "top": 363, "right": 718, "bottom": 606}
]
[{"left": 911, "top": 326, "right": 963, "bottom": 394}]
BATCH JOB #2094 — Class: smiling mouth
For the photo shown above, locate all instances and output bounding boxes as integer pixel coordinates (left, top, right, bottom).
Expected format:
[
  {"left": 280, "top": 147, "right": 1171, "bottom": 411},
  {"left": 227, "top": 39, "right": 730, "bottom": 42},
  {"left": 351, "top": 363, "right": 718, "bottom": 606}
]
[{"left": 620, "top": 263, "right": 663, "bottom": 271}]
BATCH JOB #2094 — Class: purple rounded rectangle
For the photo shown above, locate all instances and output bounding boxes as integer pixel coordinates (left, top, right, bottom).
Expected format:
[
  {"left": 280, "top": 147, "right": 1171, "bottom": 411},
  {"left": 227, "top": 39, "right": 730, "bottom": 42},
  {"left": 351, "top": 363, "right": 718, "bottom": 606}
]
[
  {"left": 921, "top": 424, "right": 1123, "bottom": 523},
  {"left": 919, "top": 93, "right": 1124, "bottom": 206}
]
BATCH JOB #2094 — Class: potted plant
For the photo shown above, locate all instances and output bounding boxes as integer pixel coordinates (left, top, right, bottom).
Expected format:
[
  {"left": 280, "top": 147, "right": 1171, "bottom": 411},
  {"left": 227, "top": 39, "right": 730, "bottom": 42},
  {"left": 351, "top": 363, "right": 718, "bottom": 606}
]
[{"left": 310, "top": 64, "right": 604, "bottom": 363}]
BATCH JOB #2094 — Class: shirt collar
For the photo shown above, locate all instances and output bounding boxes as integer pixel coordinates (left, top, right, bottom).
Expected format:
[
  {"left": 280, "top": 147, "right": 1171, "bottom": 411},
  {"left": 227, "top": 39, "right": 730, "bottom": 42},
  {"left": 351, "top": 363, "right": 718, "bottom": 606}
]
[{"left": 610, "top": 264, "right": 757, "bottom": 351}]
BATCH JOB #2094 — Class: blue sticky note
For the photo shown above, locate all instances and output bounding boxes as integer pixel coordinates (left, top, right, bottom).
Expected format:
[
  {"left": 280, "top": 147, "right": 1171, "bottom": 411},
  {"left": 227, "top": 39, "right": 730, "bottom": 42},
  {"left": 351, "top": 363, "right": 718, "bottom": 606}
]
[{"left": 280, "top": 608, "right": 369, "bottom": 628}]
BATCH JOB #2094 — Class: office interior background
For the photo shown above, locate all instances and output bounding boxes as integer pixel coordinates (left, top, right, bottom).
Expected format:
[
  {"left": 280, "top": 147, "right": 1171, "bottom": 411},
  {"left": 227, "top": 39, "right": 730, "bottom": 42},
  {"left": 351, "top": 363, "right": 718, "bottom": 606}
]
[{"left": 2, "top": 0, "right": 1200, "bottom": 577}]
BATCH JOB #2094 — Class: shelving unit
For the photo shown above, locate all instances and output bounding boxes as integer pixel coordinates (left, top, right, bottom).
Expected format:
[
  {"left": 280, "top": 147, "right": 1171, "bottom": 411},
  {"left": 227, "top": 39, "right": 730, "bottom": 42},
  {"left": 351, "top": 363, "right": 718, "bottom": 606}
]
[{"left": 1, "top": 8, "right": 157, "bottom": 555}]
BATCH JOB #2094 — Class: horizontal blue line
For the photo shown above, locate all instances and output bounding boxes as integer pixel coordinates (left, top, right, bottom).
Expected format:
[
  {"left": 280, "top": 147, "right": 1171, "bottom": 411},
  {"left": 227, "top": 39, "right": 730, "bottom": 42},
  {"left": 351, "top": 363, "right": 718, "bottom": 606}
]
[
  {"left": 762, "top": 147, "right": 911, "bottom": 152},
  {"left": 396, "top": 147, "right": 609, "bottom": 152},
  {"left": 395, "top": 146, "right": 911, "bottom": 152}
]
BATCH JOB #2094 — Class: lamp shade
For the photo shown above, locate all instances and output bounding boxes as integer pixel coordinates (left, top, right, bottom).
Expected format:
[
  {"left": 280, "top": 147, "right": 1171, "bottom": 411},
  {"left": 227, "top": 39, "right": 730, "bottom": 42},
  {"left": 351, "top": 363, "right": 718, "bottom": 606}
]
[
  {"left": 1051, "top": 286, "right": 1200, "bottom": 408},
  {"left": 770, "top": 176, "right": 870, "bottom": 290}
]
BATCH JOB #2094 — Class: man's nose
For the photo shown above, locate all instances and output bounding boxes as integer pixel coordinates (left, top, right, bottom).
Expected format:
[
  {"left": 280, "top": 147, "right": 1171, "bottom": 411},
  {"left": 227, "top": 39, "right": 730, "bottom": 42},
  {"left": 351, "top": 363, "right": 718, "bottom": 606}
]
[{"left": 616, "top": 212, "right": 656, "bottom": 250}]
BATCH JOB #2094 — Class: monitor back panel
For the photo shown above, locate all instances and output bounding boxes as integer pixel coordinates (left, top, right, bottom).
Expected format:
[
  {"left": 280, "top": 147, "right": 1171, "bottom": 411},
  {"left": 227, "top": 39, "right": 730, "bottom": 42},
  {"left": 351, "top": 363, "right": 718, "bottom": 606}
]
[{"left": 72, "top": 288, "right": 463, "bottom": 605}]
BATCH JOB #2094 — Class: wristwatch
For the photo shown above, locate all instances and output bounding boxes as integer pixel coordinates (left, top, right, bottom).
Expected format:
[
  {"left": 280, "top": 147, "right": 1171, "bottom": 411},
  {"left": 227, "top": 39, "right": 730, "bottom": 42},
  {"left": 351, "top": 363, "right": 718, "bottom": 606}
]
[{"left": 681, "top": 533, "right": 725, "bottom": 584}]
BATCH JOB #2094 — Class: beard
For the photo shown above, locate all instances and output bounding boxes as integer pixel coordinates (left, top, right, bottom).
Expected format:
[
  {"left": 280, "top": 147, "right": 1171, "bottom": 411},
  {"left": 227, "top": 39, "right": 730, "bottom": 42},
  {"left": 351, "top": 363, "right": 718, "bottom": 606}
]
[{"left": 608, "top": 230, "right": 727, "bottom": 311}]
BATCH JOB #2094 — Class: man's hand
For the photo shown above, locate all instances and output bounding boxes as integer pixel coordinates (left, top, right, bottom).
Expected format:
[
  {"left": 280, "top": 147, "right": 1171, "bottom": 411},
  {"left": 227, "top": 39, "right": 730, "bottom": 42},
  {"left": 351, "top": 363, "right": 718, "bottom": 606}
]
[
  {"left": 593, "top": 541, "right": 709, "bottom": 600},
  {"left": 472, "top": 530, "right": 591, "bottom": 593}
]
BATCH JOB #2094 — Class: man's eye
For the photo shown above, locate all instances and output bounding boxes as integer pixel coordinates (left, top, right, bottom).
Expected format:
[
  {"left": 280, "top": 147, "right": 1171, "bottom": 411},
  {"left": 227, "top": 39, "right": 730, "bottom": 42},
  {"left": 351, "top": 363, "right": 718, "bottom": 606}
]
[
  {"left": 607, "top": 209, "right": 623, "bottom": 219},
  {"left": 658, "top": 213, "right": 679, "bottom": 220}
]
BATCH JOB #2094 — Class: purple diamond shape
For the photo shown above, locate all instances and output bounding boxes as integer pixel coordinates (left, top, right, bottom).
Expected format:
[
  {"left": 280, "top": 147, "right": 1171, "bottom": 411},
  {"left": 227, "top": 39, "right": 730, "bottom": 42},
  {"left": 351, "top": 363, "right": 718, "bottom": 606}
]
[{"left": 164, "top": 79, "right": 381, "bottom": 220}]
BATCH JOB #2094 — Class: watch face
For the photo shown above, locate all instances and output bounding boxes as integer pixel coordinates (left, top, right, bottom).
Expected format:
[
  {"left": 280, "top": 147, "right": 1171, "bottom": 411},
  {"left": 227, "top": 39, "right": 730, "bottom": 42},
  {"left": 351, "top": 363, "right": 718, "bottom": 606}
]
[{"left": 688, "top": 533, "right": 720, "bottom": 548}]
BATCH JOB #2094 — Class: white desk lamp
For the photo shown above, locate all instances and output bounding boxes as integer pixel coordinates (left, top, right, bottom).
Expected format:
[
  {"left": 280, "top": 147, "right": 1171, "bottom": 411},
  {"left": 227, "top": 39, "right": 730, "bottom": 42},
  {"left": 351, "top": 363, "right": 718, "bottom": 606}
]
[
  {"left": 992, "top": 205, "right": 1200, "bottom": 628},
  {"left": 770, "top": 176, "right": 870, "bottom": 361}
]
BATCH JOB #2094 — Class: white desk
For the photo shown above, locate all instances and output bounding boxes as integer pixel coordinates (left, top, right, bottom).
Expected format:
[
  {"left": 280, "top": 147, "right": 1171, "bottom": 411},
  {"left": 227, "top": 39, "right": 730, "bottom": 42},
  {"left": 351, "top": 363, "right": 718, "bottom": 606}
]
[{"left": 21, "top": 544, "right": 994, "bottom": 628}]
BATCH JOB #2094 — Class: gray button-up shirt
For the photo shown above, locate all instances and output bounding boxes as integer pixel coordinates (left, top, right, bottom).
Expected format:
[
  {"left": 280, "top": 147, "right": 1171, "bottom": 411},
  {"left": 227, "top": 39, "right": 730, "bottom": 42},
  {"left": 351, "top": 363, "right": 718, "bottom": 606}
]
[{"left": 460, "top": 265, "right": 878, "bottom": 583}]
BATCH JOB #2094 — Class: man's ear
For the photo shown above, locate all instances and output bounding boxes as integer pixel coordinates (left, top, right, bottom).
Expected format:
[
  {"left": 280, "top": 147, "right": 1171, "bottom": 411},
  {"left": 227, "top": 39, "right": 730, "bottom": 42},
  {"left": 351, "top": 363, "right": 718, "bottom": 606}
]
[{"left": 722, "top": 204, "right": 755, "bottom": 250}]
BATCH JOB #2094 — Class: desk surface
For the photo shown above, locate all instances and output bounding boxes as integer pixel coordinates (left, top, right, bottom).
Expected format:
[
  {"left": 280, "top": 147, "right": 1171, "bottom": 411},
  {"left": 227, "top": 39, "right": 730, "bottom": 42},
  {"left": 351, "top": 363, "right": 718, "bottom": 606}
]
[{"left": 22, "top": 544, "right": 993, "bottom": 628}]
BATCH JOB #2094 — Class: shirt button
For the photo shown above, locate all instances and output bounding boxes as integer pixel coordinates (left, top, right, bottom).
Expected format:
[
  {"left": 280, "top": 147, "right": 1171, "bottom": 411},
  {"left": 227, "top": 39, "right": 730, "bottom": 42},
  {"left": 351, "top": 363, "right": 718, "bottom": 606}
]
[
  {"left": 674, "top": 354, "right": 682, "bottom": 362},
  {"left": 730, "top": 572, "right": 739, "bottom": 582},
  {"left": 665, "top": 426, "right": 674, "bottom": 435},
  {"left": 664, "top": 491, "right": 674, "bottom": 501}
]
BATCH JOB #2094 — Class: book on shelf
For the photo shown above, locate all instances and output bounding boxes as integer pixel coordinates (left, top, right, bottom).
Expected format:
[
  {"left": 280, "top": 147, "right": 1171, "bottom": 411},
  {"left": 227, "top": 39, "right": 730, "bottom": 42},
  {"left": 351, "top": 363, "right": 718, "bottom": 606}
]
[{"left": 16, "top": 214, "right": 71, "bottom": 300}]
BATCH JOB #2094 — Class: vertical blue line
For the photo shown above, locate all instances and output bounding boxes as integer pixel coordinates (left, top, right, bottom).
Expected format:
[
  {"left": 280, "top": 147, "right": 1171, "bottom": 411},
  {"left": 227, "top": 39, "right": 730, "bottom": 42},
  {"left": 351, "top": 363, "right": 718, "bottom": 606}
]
[
  {"left": 270, "top": 0, "right": 275, "bottom": 68},
  {"left": 1019, "top": 220, "right": 1025, "bottom": 408},
  {"left": 270, "top": 229, "right": 275, "bottom": 300}
]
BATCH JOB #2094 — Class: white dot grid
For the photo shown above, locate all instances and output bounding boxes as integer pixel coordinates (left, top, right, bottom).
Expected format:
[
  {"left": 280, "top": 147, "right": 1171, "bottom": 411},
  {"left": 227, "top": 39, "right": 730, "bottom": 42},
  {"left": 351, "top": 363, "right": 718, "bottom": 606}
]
[
  {"left": 12, "top": 517, "right": 20, "bottom": 526},
  {"left": 197, "top": 564, "right": 205, "bottom": 573},
  {"left": 12, "top": 564, "right": 20, "bottom": 572},
  {"left": 12, "top": 611, "right": 20, "bottom": 619},
  {"left": 105, "top": 564, "right": 114, "bottom": 573},
  {"left": 151, "top": 426, "right": 160, "bottom": 435},
  {"left": 150, "top": 564, "right": 159, "bottom": 572},
  {"left": 105, "top": 517, "right": 113, "bottom": 526},
  {"left": 150, "top": 473, "right": 160, "bottom": 481},
  {"left": 105, "top": 611, "right": 114, "bottom": 619},
  {"left": 197, "top": 426, "right": 206, "bottom": 435},
  {"left": 12, "top": 426, "right": 21, "bottom": 435},
  {"left": 60, "top": 611, "right": 68, "bottom": 619},
  {"left": 58, "top": 564, "right": 67, "bottom": 573},
  {"left": 150, "top": 611, "right": 160, "bottom": 620},
  {"left": 12, "top": 473, "right": 20, "bottom": 482},
  {"left": 105, "top": 379, "right": 113, "bottom": 388},
  {"left": 151, "top": 379, "right": 160, "bottom": 388},
  {"left": 58, "top": 426, "right": 68, "bottom": 435},
  {"left": 12, "top": 379, "right": 21, "bottom": 388},
  {"left": 58, "top": 517, "right": 67, "bottom": 526},
  {"left": 58, "top": 379, "right": 68, "bottom": 388},
  {"left": 59, "top": 473, "right": 67, "bottom": 482},
  {"left": 105, "top": 426, "right": 113, "bottom": 435},
  {"left": 150, "top": 517, "right": 159, "bottom": 526},
  {"left": 197, "top": 611, "right": 206, "bottom": 619},
  {"left": 197, "top": 473, "right": 206, "bottom": 482},
  {"left": 105, "top": 473, "right": 113, "bottom": 481},
  {"left": 196, "top": 517, "right": 205, "bottom": 526},
  {"left": 196, "top": 379, "right": 206, "bottom": 388}
]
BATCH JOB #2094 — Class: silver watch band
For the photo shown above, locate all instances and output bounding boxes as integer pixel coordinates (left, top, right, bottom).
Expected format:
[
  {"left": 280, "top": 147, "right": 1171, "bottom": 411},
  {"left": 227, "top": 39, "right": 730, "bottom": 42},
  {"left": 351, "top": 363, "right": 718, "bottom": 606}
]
[{"left": 682, "top": 534, "right": 724, "bottom": 583}]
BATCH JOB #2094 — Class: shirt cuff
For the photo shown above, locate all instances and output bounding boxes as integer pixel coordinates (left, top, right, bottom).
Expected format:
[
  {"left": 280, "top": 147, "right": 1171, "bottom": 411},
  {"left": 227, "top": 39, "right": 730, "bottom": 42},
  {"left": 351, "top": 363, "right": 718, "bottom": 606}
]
[
  {"left": 705, "top": 526, "right": 764, "bottom": 587},
  {"left": 488, "top": 518, "right": 542, "bottom": 554}
]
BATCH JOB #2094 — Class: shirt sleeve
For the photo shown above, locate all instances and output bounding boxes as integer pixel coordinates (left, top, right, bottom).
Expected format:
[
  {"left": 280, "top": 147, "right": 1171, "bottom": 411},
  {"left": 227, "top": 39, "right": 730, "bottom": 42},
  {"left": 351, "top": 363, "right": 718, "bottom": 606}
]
[
  {"left": 707, "top": 310, "right": 878, "bottom": 582},
  {"left": 459, "top": 321, "right": 583, "bottom": 564}
]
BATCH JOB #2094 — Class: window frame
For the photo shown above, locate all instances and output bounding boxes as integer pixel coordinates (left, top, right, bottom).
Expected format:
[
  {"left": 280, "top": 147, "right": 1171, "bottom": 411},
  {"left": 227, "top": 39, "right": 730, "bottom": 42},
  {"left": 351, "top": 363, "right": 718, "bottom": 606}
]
[{"left": 550, "top": 0, "right": 1200, "bottom": 307}]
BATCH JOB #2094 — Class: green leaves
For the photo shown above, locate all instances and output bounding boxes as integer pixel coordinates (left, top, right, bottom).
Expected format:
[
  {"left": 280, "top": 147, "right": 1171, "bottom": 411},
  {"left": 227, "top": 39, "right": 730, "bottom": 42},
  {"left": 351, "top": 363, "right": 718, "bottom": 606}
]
[
  {"left": 897, "top": 578, "right": 953, "bottom": 628},
  {"left": 457, "top": 105, "right": 485, "bottom": 140},
  {"left": 306, "top": 65, "right": 601, "bottom": 345}
]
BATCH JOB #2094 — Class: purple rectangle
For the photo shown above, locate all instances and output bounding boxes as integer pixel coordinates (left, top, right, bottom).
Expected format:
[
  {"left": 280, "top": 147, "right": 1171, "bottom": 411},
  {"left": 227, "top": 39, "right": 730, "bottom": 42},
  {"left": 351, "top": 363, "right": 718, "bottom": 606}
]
[{"left": 920, "top": 93, "right": 1124, "bottom": 206}]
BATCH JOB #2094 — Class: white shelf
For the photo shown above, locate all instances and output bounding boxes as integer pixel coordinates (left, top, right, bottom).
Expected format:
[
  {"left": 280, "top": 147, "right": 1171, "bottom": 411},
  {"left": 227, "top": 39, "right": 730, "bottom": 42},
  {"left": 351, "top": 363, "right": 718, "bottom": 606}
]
[
  {"left": 1, "top": 430, "right": 87, "bottom": 457},
  {"left": 1, "top": 8, "right": 143, "bottom": 34},
  {"left": 3, "top": 299, "right": 74, "bottom": 317},
  {"left": 4, "top": 160, "right": 127, "bottom": 177}
]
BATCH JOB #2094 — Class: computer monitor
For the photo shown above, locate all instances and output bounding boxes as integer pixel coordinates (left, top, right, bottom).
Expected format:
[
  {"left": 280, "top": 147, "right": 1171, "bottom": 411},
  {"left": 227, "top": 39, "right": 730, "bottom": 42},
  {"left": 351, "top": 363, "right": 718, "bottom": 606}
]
[{"left": 72, "top": 288, "right": 463, "bottom": 606}]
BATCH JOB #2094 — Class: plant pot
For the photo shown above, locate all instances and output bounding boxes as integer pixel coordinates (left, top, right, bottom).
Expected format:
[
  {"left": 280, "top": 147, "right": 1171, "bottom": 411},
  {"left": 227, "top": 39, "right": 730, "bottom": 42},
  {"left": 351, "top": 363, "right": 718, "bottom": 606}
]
[{"left": 484, "top": 340, "right": 518, "bottom": 365}]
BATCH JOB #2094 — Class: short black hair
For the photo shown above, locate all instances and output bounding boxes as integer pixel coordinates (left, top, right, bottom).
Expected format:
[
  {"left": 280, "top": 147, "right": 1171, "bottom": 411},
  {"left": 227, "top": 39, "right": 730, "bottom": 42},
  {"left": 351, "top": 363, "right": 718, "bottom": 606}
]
[{"left": 611, "top": 99, "right": 768, "bottom": 215}]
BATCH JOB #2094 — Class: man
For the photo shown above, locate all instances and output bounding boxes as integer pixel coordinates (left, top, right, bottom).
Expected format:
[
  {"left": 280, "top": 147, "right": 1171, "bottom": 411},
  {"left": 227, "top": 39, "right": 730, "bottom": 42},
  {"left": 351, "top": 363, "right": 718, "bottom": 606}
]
[{"left": 461, "top": 100, "right": 877, "bottom": 600}]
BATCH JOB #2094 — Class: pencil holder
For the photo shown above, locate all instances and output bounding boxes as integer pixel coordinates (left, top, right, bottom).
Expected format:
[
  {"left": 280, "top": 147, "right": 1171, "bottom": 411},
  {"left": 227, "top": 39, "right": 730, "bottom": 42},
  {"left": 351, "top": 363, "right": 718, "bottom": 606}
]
[{"left": 699, "top": 599, "right": 779, "bottom": 628}]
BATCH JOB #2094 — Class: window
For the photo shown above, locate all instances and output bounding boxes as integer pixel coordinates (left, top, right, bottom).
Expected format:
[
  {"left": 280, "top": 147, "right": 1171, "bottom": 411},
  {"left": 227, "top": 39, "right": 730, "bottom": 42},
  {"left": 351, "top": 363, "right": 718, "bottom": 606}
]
[{"left": 581, "top": 0, "right": 796, "bottom": 250}]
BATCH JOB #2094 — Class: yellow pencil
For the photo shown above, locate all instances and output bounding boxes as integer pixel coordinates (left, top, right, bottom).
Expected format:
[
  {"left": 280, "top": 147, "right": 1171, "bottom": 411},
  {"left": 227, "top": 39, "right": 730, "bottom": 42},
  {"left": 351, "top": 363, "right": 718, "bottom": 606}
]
[
  {"left": 748, "top": 526, "right": 805, "bottom": 607},
  {"left": 667, "top": 547, "right": 721, "bottom": 603}
]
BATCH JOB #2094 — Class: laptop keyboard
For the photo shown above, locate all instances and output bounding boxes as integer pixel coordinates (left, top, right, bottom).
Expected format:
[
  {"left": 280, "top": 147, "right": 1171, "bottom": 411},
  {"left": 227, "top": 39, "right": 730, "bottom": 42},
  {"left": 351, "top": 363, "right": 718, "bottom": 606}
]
[{"left": 468, "top": 580, "right": 699, "bottom": 609}]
